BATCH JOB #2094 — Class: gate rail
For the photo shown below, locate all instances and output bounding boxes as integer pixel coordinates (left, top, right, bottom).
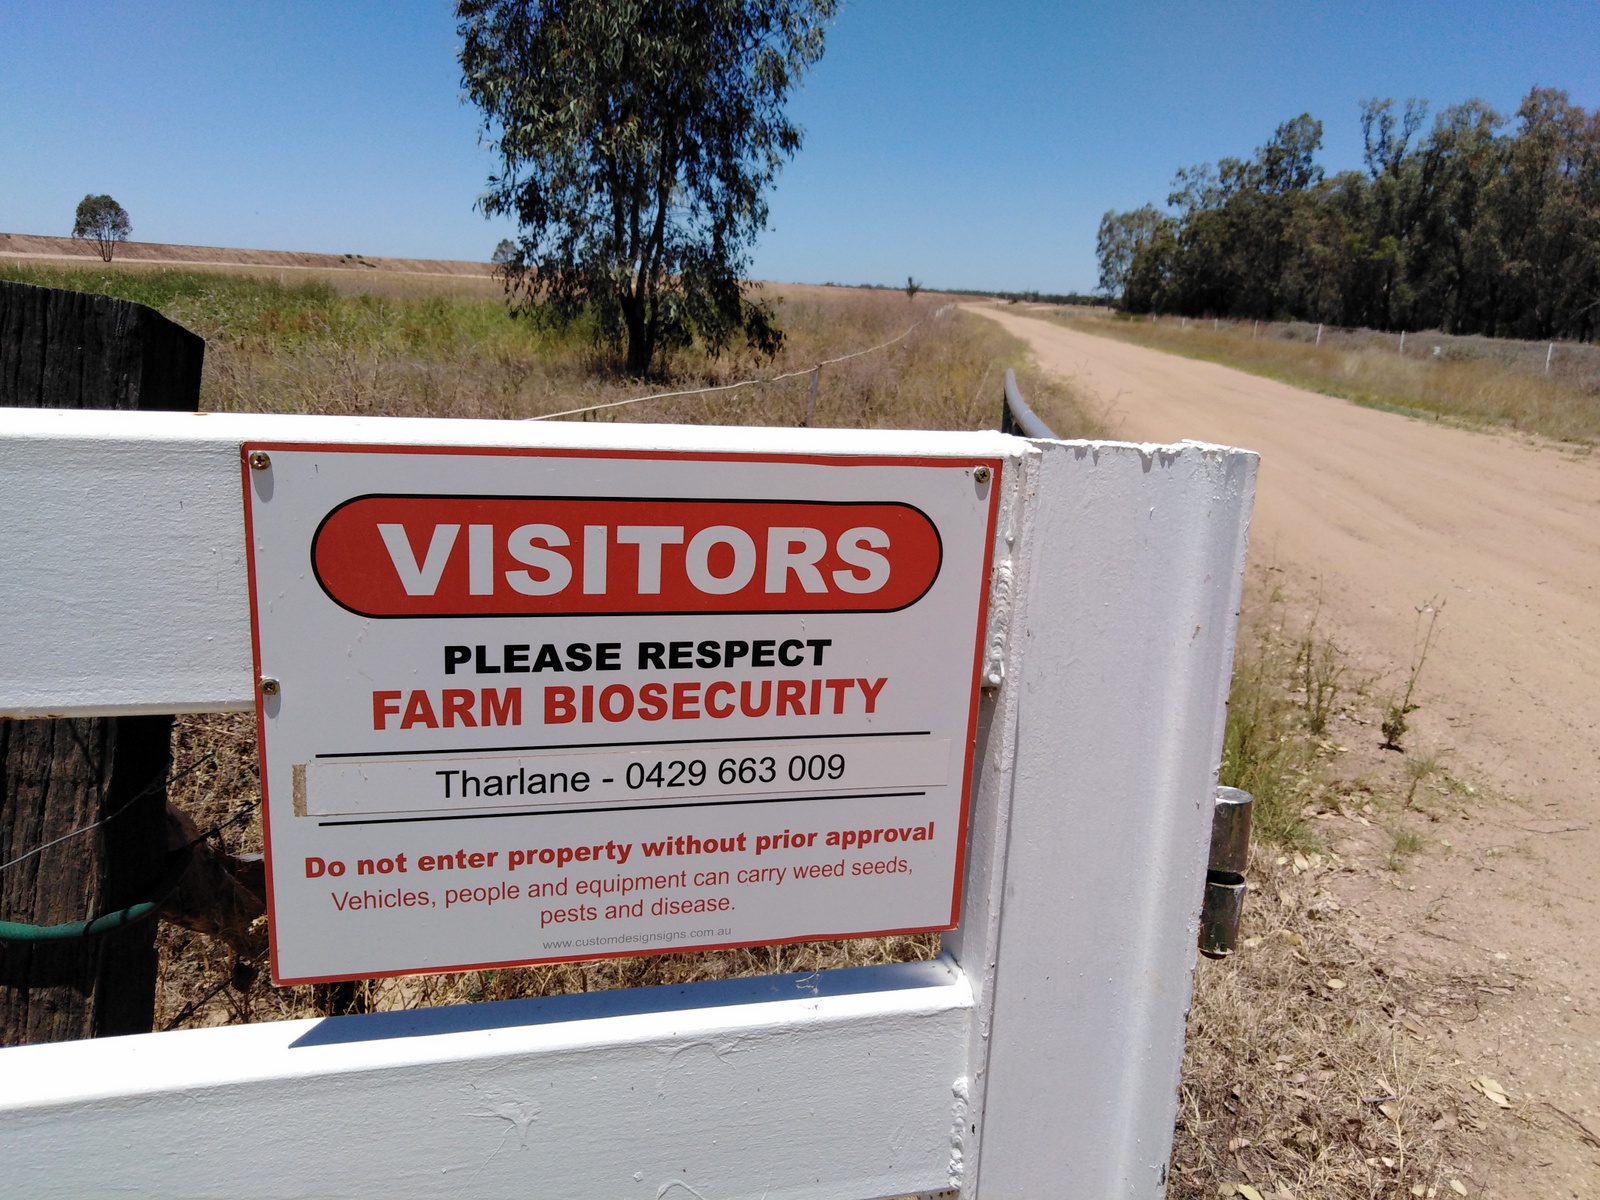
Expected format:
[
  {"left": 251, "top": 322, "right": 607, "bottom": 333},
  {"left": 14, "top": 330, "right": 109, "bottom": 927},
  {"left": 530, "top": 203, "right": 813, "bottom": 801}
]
[{"left": 998, "top": 367, "right": 1055, "bottom": 439}]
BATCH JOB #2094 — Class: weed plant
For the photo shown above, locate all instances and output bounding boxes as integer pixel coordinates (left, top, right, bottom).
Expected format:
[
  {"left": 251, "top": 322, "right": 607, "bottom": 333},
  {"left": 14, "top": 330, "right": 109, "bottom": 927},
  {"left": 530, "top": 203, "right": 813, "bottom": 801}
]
[
  {"left": 1381, "top": 602, "right": 1443, "bottom": 753},
  {"left": 1218, "top": 607, "right": 1326, "bottom": 850}
]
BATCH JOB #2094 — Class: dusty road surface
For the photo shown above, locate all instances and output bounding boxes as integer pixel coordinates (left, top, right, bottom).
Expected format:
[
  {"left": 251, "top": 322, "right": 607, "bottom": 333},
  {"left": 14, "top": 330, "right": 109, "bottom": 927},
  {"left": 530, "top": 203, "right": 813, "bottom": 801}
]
[{"left": 974, "top": 305, "right": 1600, "bottom": 1194}]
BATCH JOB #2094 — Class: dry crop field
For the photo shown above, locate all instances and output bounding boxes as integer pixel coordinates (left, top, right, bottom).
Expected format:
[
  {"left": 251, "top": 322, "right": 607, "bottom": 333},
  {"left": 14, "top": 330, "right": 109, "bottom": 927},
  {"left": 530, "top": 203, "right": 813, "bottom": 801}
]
[{"left": 3, "top": 260, "right": 1494, "bottom": 1194}]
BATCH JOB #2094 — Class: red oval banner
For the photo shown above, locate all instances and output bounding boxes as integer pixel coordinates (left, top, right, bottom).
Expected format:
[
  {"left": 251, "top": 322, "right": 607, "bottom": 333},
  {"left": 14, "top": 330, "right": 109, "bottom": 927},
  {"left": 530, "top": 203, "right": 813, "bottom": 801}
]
[{"left": 312, "top": 495, "right": 943, "bottom": 617}]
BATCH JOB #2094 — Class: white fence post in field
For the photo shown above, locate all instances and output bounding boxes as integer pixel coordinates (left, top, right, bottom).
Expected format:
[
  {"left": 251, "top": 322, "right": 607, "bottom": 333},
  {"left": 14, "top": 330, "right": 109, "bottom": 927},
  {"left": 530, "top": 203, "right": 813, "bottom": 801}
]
[{"left": 0, "top": 408, "right": 1256, "bottom": 1199}]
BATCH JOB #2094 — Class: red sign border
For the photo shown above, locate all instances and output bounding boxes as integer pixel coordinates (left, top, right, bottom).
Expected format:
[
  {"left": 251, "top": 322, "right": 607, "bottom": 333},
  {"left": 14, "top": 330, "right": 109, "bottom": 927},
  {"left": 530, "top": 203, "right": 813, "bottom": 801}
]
[{"left": 241, "top": 442, "right": 1004, "bottom": 986}]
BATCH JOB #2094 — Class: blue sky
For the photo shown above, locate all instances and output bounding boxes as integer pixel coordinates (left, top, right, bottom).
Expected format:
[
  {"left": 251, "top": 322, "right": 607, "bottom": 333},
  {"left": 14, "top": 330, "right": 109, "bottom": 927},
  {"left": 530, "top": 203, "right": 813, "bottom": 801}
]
[{"left": 2, "top": 1, "right": 1596, "bottom": 293}]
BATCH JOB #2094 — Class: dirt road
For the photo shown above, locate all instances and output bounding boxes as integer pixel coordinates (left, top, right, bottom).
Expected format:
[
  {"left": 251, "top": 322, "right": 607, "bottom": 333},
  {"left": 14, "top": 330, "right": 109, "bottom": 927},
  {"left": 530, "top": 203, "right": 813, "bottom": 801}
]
[{"left": 973, "top": 305, "right": 1600, "bottom": 1193}]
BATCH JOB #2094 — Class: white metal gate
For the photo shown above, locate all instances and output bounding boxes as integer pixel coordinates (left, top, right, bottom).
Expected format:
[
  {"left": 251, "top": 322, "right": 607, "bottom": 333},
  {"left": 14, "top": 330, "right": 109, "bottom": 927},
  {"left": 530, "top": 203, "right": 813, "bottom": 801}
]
[{"left": 0, "top": 407, "right": 1256, "bottom": 1199}]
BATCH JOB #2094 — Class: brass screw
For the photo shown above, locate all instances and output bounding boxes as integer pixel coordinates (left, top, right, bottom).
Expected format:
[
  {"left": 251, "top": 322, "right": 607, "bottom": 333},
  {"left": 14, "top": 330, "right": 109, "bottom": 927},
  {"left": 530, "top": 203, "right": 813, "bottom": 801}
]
[
  {"left": 249, "top": 451, "right": 271, "bottom": 471},
  {"left": 259, "top": 677, "right": 280, "bottom": 696},
  {"left": 973, "top": 466, "right": 992, "bottom": 484}
]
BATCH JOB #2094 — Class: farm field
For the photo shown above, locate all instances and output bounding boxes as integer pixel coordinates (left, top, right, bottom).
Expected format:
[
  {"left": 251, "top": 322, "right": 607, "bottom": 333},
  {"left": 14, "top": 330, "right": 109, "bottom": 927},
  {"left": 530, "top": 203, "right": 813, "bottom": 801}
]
[{"left": 978, "top": 302, "right": 1600, "bottom": 1197}]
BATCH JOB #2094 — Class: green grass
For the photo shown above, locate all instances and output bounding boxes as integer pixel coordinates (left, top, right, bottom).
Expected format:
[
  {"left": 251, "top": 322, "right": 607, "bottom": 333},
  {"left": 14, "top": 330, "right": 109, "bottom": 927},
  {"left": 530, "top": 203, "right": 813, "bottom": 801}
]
[
  {"left": 1218, "top": 614, "right": 1319, "bottom": 850},
  {"left": 0, "top": 262, "right": 563, "bottom": 358},
  {"left": 1387, "top": 826, "right": 1426, "bottom": 869}
]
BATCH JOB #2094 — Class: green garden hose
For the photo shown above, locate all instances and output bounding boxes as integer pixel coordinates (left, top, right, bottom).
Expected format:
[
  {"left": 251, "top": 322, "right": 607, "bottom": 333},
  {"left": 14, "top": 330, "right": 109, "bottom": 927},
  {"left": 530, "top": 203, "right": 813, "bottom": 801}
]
[{"left": 0, "top": 845, "right": 193, "bottom": 943}]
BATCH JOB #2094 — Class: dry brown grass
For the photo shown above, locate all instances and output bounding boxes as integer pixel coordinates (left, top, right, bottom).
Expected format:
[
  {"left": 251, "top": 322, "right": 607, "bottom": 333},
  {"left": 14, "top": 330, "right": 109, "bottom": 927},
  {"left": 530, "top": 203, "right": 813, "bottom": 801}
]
[
  {"left": 192, "top": 284, "right": 1089, "bottom": 436},
  {"left": 1043, "top": 307, "right": 1600, "bottom": 446},
  {"left": 1173, "top": 585, "right": 1503, "bottom": 1198},
  {"left": 1176, "top": 857, "right": 1497, "bottom": 1199}
]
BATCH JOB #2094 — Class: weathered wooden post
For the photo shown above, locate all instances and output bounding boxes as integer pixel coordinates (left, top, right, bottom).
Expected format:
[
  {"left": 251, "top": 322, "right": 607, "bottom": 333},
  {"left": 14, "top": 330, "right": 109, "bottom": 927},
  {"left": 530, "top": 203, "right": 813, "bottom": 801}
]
[{"left": 0, "top": 280, "right": 204, "bottom": 1043}]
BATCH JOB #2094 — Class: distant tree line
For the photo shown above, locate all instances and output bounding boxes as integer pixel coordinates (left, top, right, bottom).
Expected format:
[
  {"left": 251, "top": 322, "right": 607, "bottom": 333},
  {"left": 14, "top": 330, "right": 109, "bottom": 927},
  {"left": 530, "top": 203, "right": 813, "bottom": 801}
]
[{"left": 1097, "top": 89, "right": 1600, "bottom": 341}]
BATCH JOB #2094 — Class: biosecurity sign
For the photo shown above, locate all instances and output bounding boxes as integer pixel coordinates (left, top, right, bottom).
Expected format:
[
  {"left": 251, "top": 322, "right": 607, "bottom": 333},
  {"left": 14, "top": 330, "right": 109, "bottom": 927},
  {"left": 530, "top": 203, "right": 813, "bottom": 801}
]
[{"left": 243, "top": 443, "right": 1001, "bottom": 984}]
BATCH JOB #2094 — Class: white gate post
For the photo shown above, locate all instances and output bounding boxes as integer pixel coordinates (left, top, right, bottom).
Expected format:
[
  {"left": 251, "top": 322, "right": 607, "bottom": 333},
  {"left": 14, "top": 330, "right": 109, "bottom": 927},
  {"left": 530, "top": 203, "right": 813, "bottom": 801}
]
[{"left": 951, "top": 440, "right": 1256, "bottom": 1196}]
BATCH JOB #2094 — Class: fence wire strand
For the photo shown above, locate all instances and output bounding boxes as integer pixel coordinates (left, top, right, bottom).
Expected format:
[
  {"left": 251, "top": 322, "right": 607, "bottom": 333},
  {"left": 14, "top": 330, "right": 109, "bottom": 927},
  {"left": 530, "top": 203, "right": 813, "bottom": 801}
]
[
  {"left": 0, "top": 751, "right": 218, "bottom": 877},
  {"left": 527, "top": 304, "right": 953, "bottom": 422}
]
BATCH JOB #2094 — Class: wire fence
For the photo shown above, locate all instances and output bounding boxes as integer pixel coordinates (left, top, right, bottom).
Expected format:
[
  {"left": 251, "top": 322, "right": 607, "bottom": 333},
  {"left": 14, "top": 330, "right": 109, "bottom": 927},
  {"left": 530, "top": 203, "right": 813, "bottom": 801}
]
[
  {"left": 1117, "top": 312, "right": 1600, "bottom": 394},
  {"left": 528, "top": 304, "right": 955, "bottom": 422}
]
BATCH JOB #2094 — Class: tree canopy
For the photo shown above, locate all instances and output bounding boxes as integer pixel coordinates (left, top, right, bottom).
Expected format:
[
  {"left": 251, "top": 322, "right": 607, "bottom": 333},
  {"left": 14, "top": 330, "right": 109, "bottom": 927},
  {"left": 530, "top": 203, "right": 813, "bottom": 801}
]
[
  {"left": 1096, "top": 89, "right": 1600, "bottom": 341},
  {"left": 72, "top": 194, "right": 131, "bottom": 263},
  {"left": 458, "top": 0, "right": 838, "bottom": 374}
]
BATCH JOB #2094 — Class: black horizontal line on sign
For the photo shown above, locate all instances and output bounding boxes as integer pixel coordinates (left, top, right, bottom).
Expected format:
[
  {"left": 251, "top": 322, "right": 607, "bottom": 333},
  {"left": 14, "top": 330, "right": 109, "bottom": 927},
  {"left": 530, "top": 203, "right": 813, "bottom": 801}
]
[
  {"left": 315, "top": 790, "right": 929, "bottom": 827},
  {"left": 314, "top": 728, "right": 931, "bottom": 760}
]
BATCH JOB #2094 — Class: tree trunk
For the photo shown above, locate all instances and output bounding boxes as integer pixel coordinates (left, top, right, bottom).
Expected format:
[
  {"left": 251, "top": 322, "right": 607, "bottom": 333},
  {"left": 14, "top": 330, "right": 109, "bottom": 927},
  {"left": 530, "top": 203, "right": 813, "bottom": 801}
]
[
  {"left": 621, "top": 290, "right": 652, "bottom": 376},
  {"left": 0, "top": 279, "right": 204, "bottom": 1045}
]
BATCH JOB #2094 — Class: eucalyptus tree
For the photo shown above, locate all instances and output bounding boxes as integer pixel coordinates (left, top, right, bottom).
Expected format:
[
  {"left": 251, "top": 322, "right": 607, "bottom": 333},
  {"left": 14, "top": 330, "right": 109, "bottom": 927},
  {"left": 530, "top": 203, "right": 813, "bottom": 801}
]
[
  {"left": 1095, "top": 87, "right": 1600, "bottom": 341},
  {"left": 71, "top": 195, "right": 131, "bottom": 262},
  {"left": 458, "top": 0, "right": 838, "bottom": 374}
]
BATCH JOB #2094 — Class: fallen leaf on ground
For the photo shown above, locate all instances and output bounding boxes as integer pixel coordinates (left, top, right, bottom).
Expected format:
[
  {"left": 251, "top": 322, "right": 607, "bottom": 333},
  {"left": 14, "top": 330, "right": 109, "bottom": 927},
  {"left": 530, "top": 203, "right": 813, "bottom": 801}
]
[
  {"left": 1326, "top": 977, "right": 1347, "bottom": 990},
  {"left": 1450, "top": 1180, "right": 1468, "bottom": 1195},
  {"left": 1401, "top": 1013, "right": 1428, "bottom": 1037},
  {"left": 1470, "top": 1075, "right": 1511, "bottom": 1107},
  {"left": 1235, "top": 1185, "right": 1265, "bottom": 1200},
  {"left": 1278, "top": 930, "right": 1305, "bottom": 946},
  {"left": 1292, "top": 853, "right": 1310, "bottom": 873},
  {"left": 1378, "top": 1101, "right": 1399, "bottom": 1120}
]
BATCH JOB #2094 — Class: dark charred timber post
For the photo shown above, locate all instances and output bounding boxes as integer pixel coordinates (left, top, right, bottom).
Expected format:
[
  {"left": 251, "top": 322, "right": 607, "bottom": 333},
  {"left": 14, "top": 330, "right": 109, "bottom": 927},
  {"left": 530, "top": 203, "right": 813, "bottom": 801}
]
[{"left": 0, "top": 280, "right": 204, "bottom": 1043}]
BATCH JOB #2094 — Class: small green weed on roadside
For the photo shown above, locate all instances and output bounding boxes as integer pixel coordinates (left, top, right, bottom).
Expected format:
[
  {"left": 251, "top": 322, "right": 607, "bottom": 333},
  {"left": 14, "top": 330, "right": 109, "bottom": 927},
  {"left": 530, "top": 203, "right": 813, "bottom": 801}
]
[
  {"left": 1219, "top": 602, "right": 1346, "bottom": 850},
  {"left": 1387, "top": 827, "right": 1427, "bottom": 871},
  {"left": 1381, "top": 601, "right": 1443, "bottom": 753}
]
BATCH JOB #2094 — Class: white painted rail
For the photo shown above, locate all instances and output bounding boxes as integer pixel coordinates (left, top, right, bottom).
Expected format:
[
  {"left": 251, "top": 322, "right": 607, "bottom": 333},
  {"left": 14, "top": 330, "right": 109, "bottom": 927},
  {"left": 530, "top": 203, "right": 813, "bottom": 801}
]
[{"left": 0, "top": 407, "right": 1257, "bottom": 1198}]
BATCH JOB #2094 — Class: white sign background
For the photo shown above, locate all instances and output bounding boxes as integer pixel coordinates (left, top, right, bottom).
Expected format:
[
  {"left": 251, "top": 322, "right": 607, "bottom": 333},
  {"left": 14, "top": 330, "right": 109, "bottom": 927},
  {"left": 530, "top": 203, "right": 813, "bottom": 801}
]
[{"left": 244, "top": 444, "right": 1000, "bottom": 984}]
